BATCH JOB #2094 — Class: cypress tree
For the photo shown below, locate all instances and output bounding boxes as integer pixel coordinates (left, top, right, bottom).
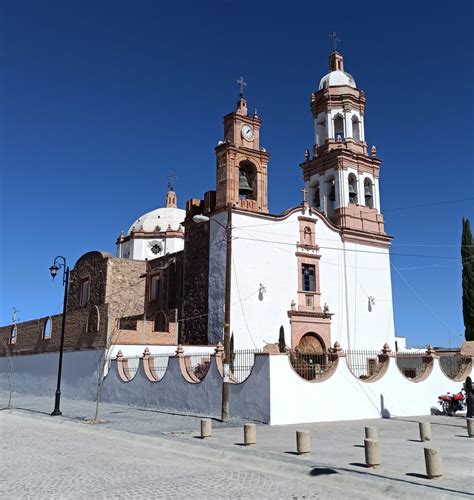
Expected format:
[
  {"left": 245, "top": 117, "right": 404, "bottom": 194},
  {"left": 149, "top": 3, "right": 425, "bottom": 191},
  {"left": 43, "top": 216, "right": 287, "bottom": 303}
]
[
  {"left": 230, "top": 332, "right": 235, "bottom": 369},
  {"left": 462, "top": 218, "right": 474, "bottom": 341},
  {"left": 278, "top": 325, "right": 286, "bottom": 353}
]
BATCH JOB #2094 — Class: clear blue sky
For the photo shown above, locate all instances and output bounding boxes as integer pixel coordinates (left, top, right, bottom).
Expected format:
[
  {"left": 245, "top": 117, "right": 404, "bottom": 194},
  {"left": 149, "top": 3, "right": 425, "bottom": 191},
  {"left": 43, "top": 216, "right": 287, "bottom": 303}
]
[{"left": 1, "top": 0, "right": 473, "bottom": 348}]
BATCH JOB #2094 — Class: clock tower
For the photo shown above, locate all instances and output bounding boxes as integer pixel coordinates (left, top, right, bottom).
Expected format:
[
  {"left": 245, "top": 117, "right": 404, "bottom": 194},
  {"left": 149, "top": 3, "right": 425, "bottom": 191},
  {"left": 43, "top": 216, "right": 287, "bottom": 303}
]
[{"left": 215, "top": 90, "right": 270, "bottom": 213}]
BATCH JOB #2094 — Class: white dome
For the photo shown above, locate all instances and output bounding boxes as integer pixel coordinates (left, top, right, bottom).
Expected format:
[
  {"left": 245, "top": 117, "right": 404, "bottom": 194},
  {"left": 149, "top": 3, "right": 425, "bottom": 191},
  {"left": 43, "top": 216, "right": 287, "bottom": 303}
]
[
  {"left": 319, "top": 70, "right": 356, "bottom": 90},
  {"left": 128, "top": 207, "right": 185, "bottom": 235}
]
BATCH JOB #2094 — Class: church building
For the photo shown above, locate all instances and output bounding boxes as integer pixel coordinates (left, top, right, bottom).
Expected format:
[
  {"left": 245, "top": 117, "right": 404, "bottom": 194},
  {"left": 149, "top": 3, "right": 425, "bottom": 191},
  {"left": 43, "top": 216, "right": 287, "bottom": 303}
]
[{"left": 1, "top": 48, "right": 396, "bottom": 356}]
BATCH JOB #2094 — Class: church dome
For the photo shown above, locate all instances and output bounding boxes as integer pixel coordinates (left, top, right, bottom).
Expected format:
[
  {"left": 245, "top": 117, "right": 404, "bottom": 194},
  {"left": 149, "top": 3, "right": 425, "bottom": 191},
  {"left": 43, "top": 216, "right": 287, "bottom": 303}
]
[
  {"left": 128, "top": 206, "right": 185, "bottom": 235},
  {"left": 319, "top": 70, "right": 356, "bottom": 90}
]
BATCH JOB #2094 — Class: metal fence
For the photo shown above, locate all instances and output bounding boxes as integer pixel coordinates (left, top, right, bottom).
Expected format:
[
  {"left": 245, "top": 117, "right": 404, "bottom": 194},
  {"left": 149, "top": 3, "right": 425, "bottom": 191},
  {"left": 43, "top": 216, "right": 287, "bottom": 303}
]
[
  {"left": 150, "top": 353, "right": 172, "bottom": 381},
  {"left": 228, "top": 349, "right": 261, "bottom": 383},
  {"left": 288, "top": 351, "right": 335, "bottom": 381},
  {"left": 438, "top": 353, "right": 471, "bottom": 380},
  {"left": 395, "top": 352, "right": 428, "bottom": 380},
  {"left": 184, "top": 352, "right": 212, "bottom": 381},
  {"left": 344, "top": 350, "right": 384, "bottom": 379}
]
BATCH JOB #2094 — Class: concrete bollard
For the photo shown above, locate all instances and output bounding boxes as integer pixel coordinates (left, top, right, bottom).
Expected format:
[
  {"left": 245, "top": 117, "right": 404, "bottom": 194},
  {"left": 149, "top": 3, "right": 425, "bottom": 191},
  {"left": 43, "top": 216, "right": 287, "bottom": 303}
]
[
  {"left": 244, "top": 423, "right": 256, "bottom": 446},
  {"left": 419, "top": 421, "right": 432, "bottom": 442},
  {"left": 467, "top": 418, "right": 474, "bottom": 438},
  {"left": 424, "top": 447, "right": 443, "bottom": 479},
  {"left": 364, "top": 438, "right": 381, "bottom": 468},
  {"left": 365, "top": 426, "right": 378, "bottom": 440},
  {"left": 296, "top": 430, "right": 311, "bottom": 455},
  {"left": 200, "top": 418, "right": 212, "bottom": 438}
]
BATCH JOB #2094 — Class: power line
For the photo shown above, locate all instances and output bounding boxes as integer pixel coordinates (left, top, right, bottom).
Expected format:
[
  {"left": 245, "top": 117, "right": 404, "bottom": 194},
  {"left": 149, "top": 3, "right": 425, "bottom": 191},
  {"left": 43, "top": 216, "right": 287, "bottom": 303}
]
[
  {"left": 235, "top": 236, "right": 464, "bottom": 260},
  {"left": 383, "top": 197, "right": 474, "bottom": 212}
]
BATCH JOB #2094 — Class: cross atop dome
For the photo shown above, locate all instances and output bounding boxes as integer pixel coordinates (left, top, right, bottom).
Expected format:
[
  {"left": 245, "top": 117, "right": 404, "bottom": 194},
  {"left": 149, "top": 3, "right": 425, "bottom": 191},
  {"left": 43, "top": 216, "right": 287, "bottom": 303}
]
[{"left": 329, "top": 31, "right": 341, "bottom": 53}]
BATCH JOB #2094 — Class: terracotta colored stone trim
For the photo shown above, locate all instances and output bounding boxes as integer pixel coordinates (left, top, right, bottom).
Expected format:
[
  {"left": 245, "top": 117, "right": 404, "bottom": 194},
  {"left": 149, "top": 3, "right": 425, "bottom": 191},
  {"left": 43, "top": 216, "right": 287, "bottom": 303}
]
[
  {"left": 115, "top": 351, "right": 130, "bottom": 382},
  {"left": 175, "top": 345, "right": 200, "bottom": 384},
  {"left": 142, "top": 347, "right": 158, "bottom": 382}
]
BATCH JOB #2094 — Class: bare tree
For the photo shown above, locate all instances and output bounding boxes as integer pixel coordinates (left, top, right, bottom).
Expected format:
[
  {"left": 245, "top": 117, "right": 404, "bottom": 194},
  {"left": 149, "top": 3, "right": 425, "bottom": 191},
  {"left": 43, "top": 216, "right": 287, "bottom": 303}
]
[
  {"left": 87, "top": 292, "right": 144, "bottom": 423},
  {"left": 0, "top": 336, "right": 13, "bottom": 410}
]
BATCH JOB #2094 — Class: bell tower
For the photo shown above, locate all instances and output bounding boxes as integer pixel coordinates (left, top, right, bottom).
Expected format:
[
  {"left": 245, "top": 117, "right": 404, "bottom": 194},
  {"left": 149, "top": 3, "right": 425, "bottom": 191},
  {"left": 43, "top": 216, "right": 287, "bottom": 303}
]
[
  {"left": 300, "top": 49, "right": 387, "bottom": 239},
  {"left": 215, "top": 79, "right": 270, "bottom": 213}
]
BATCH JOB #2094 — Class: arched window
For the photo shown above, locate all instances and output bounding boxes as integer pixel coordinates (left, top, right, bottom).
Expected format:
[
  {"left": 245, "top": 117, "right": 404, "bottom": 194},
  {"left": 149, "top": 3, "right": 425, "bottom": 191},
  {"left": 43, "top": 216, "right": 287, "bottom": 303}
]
[
  {"left": 10, "top": 325, "right": 17, "bottom": 345},
  {"left": 312, "top": 183, "right": 321, "bottom": 209},
  {"left": 154, "top": 311, "right": 168, "bottom": 332},
  {"left": 364, "top": 178, "right": 374, "bottom": 208},
  {"left": 43, "top": 317, "right": 52, "bottom": 339},
  {"left": 333, "top": 114, "right": 344, "bottom": 141},
  {"left": 352, "top": 116, "right": 361, "bottom": 142},
  {"left": 86, "top": 306, "right": 100, "bottom": 333},
  {"left": 348, "top": 174, "right": 358, "bottom": 204},
  {"left": 238, "top": 162, "right": 257, "bottom": 200}
]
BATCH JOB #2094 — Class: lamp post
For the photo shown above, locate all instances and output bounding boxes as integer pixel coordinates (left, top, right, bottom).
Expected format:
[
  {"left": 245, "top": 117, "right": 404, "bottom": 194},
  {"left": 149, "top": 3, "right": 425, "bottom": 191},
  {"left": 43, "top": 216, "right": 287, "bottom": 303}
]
[
  {"left": 193, "top": 202, "right": 232, "bottom": 421},
  {"left": 49, "top": 256, "right": 70, "bottom": 416}
]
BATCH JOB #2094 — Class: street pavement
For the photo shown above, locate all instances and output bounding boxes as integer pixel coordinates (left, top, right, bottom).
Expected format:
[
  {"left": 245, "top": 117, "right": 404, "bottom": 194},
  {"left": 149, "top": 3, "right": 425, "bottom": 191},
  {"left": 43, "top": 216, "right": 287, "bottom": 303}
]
[{"left": 1, "top": 391, "right": 473, "bottom": 499}]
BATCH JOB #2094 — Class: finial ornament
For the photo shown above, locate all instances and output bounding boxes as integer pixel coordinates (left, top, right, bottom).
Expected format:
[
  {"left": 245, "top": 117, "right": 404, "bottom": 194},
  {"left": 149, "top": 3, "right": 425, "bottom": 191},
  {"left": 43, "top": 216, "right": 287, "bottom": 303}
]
[
  {"left": 371, "top": 145, "right": 377, "bottom": 157},
  {"left": 329, "top": 31, "right": 341, "bottom": 52},
  {"left": 304, "top": 148, "right": 310, "bottom": 161},
  {"left": 237, "top": 76, "right": 247, "bottom": 98}
]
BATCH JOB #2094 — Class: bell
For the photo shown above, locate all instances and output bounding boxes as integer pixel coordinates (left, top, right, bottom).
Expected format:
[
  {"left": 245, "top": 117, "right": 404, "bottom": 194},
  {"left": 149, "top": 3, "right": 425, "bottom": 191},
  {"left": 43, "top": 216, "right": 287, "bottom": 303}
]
[
  {"left": 364, "top": 186, "right": 372, "bottom": 197},
  {"left": 239, "top": 171, "right": 253, "bottom": 195},
  {"left": 348, "top": 185, "right": 357, "bottom": 195}
]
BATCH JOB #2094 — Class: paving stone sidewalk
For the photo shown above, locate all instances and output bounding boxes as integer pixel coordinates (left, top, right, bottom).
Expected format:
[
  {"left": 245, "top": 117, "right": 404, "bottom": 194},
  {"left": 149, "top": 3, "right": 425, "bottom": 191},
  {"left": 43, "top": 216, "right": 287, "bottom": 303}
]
[{"left": 1, "top": 391, "right": 473, "bottom": 499}]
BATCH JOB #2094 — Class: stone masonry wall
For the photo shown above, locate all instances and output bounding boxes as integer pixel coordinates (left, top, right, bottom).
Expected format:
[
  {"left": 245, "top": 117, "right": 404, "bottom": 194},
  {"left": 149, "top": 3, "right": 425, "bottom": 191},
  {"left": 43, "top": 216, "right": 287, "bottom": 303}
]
[
  {"left": 181, "top": 217, "right": 210, "bottom": 344},
  {"left": 0, "top": 304, "right": 109, "bottom": 356}
]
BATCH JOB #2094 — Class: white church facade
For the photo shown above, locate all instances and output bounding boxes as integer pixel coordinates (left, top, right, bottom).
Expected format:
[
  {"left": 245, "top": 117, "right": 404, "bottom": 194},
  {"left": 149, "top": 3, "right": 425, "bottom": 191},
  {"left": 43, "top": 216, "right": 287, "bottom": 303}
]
[{"left": 202, "top": 49, "right": 394, "bottom": 352}]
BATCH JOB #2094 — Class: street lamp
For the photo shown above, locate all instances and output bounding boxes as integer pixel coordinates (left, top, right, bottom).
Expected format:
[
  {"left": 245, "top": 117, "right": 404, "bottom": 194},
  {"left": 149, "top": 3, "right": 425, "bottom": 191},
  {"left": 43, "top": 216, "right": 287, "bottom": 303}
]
[
  {"left": 49, "top": 256, "right": 70, "bottom": 416},
  {"left": 193, "top": 203, "right": 232, "bottom": 422}
]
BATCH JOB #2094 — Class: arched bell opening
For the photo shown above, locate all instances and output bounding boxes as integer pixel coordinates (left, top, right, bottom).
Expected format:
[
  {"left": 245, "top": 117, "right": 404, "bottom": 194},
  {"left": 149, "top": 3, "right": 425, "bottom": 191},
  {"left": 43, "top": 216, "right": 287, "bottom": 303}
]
[
  {"left": 348, "top": 174, "right": 358, "bottom": 204},
  {"left": 316, "top": 116, "right": 327, "bottom": 147},
  {"left": 364, "top": 178, "right": 374, "bottom": 208},
  {"left": 238, "top": 161, "right": 257, "bottom": 201},
  {"left": 352, "top": 115, "right": 361, "bottom": 142},
  {"left": 326, "top": 177, "right": 336, "bottom": 217},
  {"left": 312, "top": 182, "right": 321, "bottom": 210},
  {"left": 333, "top": 113, "right": 344, "bottom": 141}
]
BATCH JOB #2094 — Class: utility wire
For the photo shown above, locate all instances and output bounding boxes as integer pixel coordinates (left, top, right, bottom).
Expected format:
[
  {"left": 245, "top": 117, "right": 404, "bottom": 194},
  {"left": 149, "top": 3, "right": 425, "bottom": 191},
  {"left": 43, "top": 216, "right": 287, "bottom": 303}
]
[{"left": 235, "top": 236, "right": 464, "bottom": 260}]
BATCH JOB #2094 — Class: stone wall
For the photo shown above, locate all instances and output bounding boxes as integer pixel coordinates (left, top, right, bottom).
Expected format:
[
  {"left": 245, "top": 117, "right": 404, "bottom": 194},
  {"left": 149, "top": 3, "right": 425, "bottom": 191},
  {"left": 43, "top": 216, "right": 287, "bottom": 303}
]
[
  {"left": 68, "top": 251, "right": 111, "bottom": 311},
  {"left": 181, "top": 204, "right": 210, "bottom": 344},
  {"left": 106, "top": 258, "right": 146, "bottom": 319},
  {"left": 145, "top": 252, "right": 183, "bottom": 330},
  {"left": 0, "top": 304, "right": 109, "bottom": 356}
]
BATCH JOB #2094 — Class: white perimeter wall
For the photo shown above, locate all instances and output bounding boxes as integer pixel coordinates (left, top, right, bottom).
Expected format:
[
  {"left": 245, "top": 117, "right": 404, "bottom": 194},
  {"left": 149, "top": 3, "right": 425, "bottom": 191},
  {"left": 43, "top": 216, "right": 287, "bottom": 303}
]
[
  {"left": 269, "top": 354, "right": 471, "bottom": 425},
  {"left": 208, "top": 208, "right": 395, "bottom": 351}
]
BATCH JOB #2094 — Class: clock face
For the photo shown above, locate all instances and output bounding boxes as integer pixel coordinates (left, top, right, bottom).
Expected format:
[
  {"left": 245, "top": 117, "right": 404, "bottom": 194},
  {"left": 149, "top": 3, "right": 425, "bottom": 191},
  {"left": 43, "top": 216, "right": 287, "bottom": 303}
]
[{"left": 241, "top": 124, "right": 253, "bottom": 140}]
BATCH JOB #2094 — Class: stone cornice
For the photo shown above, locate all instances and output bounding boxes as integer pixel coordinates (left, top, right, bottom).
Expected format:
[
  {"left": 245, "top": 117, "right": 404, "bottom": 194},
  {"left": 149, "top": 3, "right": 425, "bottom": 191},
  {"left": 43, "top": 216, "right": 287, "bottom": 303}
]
[{"left": 300, "top": 148, "right": 382, "bottom": 180}]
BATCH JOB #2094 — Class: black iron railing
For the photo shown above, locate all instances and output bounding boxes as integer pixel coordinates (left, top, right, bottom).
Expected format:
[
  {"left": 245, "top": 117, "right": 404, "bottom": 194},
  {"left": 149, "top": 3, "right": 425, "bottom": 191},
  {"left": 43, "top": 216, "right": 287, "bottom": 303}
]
[
  {"left": 289, "top": 351, "right": 335, "bottom": 381},
  {"left": 344, "top": 350, "right": 384, "bottom": 379},
  {"left": 229, "top": 349, "right": 261, "bottom": 383},
  {"left": 395, "top": 352, "right": 428, "bottom": 379}
]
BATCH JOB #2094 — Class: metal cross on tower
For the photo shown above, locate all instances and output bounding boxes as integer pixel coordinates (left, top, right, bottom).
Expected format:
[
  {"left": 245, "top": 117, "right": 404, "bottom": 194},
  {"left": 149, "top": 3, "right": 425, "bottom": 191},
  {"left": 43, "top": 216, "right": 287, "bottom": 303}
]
[
  {"left": 329, "top": 31, "right": 341, "bottom": 52},
  {"left": 168, "top": 171, "right": 177, "bottom": 191},
  {"left": 237, "top": 76, "right": 247, "bottom": 98}
]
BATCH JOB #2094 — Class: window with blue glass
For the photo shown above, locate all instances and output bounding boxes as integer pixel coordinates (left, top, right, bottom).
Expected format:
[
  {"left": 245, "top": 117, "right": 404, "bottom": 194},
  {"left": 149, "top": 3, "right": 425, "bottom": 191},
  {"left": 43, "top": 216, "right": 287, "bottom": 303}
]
[{"left": 302, "top": 264, "right": 316, "bottom": 292}]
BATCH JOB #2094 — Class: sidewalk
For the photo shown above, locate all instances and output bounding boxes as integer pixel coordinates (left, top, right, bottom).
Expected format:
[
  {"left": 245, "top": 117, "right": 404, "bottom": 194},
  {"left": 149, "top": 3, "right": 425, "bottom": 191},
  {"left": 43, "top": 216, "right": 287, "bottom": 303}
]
[{"left": 1, "top": 391, "right": 473, "bottom": 498}]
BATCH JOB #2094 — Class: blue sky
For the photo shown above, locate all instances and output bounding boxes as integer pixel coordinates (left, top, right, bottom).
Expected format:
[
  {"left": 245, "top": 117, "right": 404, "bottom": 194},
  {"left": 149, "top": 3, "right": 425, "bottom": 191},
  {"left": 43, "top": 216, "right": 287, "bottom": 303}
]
[{"left": 1, "top": 0, "right": 473, "bottom": 347}]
